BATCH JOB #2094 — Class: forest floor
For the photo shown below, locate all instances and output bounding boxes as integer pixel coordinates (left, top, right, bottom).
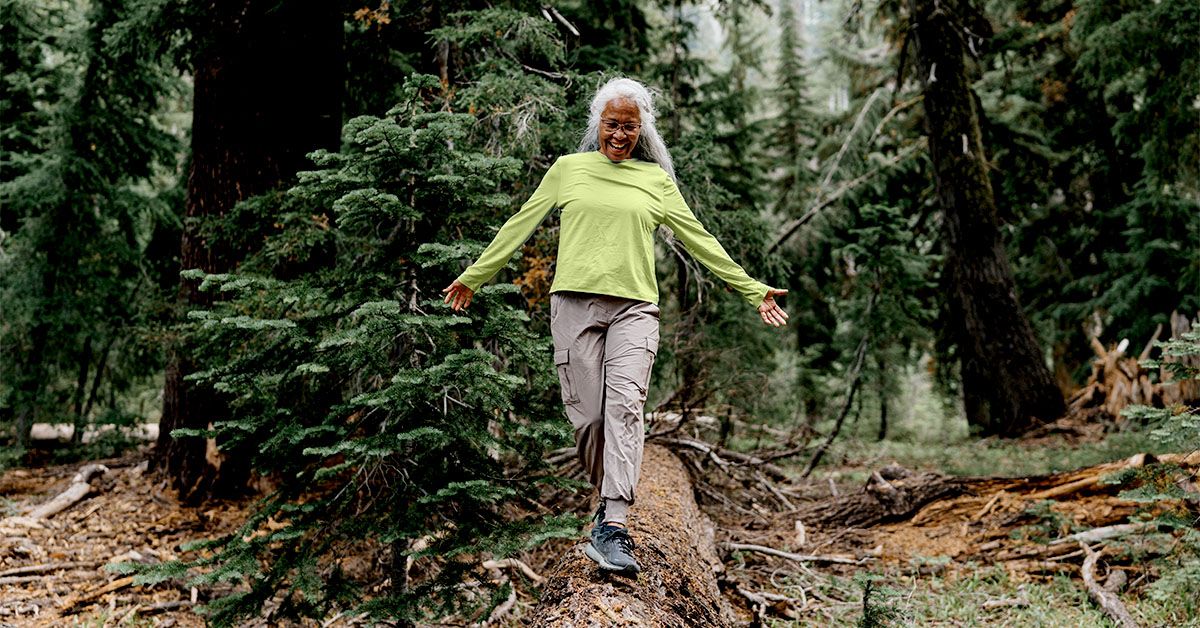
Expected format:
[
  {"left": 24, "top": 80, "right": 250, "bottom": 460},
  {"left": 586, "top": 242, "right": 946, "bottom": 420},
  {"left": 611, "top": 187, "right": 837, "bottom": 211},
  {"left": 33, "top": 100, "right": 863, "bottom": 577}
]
[{"left": 0, "top": 424, "right": 1195, "bottom": 627}]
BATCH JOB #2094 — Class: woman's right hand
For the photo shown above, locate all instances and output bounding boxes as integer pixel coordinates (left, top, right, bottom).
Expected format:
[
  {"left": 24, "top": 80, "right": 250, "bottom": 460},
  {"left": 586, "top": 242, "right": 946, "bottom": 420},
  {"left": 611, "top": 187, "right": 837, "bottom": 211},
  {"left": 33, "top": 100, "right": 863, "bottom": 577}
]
[{"left": 442, "top": 279, "right": 475, "bottom": 311}]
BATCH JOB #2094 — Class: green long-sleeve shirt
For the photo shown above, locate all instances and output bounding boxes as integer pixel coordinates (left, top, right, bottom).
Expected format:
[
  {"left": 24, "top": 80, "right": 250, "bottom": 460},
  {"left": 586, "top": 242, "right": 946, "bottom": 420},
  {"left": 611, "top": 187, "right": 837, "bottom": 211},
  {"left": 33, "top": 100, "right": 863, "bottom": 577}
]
[{"left": 456, "top": 151, "right": 770, "bottom": 307}]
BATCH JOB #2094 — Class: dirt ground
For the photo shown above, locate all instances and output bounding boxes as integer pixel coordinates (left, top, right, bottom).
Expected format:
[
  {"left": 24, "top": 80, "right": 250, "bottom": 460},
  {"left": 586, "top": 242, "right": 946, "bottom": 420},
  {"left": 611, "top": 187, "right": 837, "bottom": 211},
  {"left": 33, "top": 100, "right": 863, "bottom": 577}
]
[
  {"left": 0, "top": 448, "right": 249, "bottom": 627},
  {"left": 1, "top": 444, "right": 1195, "bottom": 626}
]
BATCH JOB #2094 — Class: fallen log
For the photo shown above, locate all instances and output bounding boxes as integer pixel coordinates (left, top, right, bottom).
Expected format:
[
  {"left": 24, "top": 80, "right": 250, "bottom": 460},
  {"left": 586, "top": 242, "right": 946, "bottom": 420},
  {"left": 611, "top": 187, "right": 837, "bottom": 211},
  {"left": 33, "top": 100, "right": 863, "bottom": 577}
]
[
  {"left": 529, "top": 445, "right": 734, "bottom": 627},
  {"left": 803, "top": 464, "right": 970, "bottom": 528}
]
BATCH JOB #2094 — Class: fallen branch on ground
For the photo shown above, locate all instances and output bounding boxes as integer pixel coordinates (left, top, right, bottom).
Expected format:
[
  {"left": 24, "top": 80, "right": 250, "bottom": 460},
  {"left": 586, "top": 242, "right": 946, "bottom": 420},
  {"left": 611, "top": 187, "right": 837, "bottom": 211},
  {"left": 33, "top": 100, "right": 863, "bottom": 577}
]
[
  {"left": 657, "top": 436, "right": 791, "bottom": 481},
  {"left": 61, "top": 575, "right": 136, "bottom": 614},
  {"left": 1050, "top": 522, "right": 1153, "bottom": 546},
  {"left": 1079, "top": 543, "right": 1139, "bottom": 628},
  {"left": 0, "top": 560, "right": 104, "bottom": 578},
  {"left": 481, "top": 558, "right": 544, "bottom": 583},
  {"left": 26, "top": 464, "right": 108, "bottom": 520},
  {"left": 724, "top": 542, "right": 862, "bottom": 565}
]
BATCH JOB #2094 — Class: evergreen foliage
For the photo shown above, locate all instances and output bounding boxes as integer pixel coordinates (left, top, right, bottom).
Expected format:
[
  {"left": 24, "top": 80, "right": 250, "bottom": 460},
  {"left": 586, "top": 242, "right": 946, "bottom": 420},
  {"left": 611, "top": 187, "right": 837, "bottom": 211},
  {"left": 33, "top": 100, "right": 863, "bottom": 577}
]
[
  {"left": 128, "top": 76, "right": 581, "bottom": 624},
  {"left": 0, "top": 0, "right": 182, "bottom": 455},
  {"left": 1112, "top": 324, "right": 1200, "bottom": 613},
  {"left": 981, "top": 0, "right": 1199, "bottom": 378}
]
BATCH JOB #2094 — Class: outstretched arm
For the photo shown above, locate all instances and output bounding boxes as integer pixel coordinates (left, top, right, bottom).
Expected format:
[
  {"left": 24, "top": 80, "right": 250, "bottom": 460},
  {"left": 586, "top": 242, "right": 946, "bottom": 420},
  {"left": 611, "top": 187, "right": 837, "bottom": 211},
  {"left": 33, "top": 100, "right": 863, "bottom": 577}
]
[
  {"left": 443, "top": 158, "right": 563, "bottom": 311},
  {"left": 661, "top": 177, "right": 789, "bottom": 326}
]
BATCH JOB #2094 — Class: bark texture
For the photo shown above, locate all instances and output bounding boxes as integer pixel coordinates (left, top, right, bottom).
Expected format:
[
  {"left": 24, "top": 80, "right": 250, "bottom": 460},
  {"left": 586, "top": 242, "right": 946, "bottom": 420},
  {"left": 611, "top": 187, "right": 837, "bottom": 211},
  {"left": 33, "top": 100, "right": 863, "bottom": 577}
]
[
  {"left": 908, "top": 0, "right": 1065, "bottom": 436},
  {"left": 155, "top": 0, "right": 342, "bottom": 503},
  {"left": 530, "top": 444, "right": 733, "bottom": 627}
]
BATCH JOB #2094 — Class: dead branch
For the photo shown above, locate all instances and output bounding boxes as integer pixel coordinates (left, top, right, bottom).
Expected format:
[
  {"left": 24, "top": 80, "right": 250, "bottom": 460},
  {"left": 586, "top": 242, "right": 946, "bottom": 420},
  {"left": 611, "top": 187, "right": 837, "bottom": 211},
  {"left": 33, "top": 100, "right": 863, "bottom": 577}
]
[
  {"left": 1026, "top": 453, "right": 1150, "bottom": 500},
  {"left": 61, "top": 575, "right": 136, "bottom": 614},
  {"left": 1079, "top": 543, "right": 1139, "bottom": 628},
  {"left": 1049, "top": 522, "right": 1153, "bottom": 546},
  {"left": 803, "top": 328, "right": 872, "bottom": 477},
  {"left": 478, "top": 576, "right": 517, "bottom": 627},
  {"left": 26, "top": 463, "right": 108, "bottom": 520},
  {"left": 481, "top": 558, "right": 544, "bottom": 583},
  {"left": 724, "top": 542, "right": 861, "bottom": 565},
  {"left": 657, "top": 436, "right": 791, "bottom": 481},
  {"left": 0, "top": 560, "right": 104, "bottom": 578}
]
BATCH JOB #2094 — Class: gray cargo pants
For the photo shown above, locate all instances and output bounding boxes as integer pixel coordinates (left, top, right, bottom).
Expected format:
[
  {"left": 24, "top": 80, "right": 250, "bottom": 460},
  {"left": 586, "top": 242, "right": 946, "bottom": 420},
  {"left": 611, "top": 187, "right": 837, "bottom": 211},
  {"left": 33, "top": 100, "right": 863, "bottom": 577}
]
[{"left": 550, "top": 291, "right": 660, "bottom": 512}]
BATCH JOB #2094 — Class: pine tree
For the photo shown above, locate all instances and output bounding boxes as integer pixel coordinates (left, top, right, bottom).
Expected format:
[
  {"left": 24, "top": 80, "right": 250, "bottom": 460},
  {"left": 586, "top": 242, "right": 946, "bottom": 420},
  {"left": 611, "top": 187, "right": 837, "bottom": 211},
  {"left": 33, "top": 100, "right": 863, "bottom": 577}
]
[
  {"left": 906, "top": 0, "right": 1065, "bottom": 435},
  {"left": 155, "top": 0, "right": 343, "bottom": 502},
  {"left": 0, "top": 0, "right": 181, "bottom": 454},
  {"left": 126, "top": 75, "right": 579, "bottom": 626},
  {"left": 771, "top": 0, "right": 817, "bottom": 218}
]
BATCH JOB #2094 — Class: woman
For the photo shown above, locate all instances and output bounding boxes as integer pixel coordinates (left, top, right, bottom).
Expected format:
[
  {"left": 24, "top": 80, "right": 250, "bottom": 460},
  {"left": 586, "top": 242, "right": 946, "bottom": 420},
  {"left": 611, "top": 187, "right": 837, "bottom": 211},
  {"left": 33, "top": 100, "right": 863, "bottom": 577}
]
[{"left": 443, "top": 77, "right": 788, "bottom": 574}]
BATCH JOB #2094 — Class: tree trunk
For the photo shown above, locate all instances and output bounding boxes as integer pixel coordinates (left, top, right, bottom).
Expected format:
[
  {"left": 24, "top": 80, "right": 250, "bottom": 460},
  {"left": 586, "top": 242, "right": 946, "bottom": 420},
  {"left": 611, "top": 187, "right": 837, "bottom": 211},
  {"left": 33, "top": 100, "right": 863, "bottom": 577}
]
[
  {"left": 154, "top": 0, "right": 342, "bottom": 503},
  {"left": 907, "top": 0, "right": 1065, "bottom": 436},
  {"left": 530, "top": 445, "right": 734, "bottom": 627}
]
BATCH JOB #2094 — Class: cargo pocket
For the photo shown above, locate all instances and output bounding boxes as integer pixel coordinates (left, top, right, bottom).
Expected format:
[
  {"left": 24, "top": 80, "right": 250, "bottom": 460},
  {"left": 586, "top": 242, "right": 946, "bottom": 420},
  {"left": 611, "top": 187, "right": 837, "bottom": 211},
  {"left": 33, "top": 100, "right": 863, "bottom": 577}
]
[
  {"left": 554, "top": 348, "right": 579, "bottom": 405},
  {"left": 638, "top": 337, "right": 658, "bottom": 395}
]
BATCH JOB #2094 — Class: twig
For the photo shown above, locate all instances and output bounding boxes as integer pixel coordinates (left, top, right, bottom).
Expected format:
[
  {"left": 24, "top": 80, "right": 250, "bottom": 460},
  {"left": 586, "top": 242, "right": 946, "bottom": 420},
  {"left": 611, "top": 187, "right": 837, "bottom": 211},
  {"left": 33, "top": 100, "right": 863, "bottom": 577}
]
[
  {"left": 757, "top": 470, "right": 797, "bottom": 511},
  {"left": 1079, "top": 543, "right": 1139, "bottom": 628},
  {"left": 657, "top": 436, "right": 791, "bottom": 481},
  {"left": 0, "top": 560, "right": 103, "bottom": 578},
  {"left": 724, "top": 542, "right": 862, "bottom": 565},
  {"left": 479, "top": 578, "right": 517, "bottom": 627},
  {"left": 481, "top": 558, "right": 544, "bottom": 584},
  {"left": 1050, "top": 522, "right": 1153, "bottom": 546},
  {"left": 0, "top": 575, "right": 46, "bottom": 585},
  {"left": 981, "top": 595, "right": 1028, "bottom": 610},
  {"left": 803, "top": 325, "right": 873, "bottom": 478},
  {"left": 734, "top": 586, "right": 768, "bottom": 623},
  {"left": 60, "top": 576, "right": 136, "bottom": 613}
]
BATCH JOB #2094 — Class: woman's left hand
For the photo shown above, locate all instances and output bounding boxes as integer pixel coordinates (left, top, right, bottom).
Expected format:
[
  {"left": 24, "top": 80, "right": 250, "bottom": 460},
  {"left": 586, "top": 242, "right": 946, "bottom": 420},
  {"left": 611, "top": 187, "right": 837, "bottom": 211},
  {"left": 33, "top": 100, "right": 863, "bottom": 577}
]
[{"left": 758, "top": 288, "right": 789, "bottom": 327}]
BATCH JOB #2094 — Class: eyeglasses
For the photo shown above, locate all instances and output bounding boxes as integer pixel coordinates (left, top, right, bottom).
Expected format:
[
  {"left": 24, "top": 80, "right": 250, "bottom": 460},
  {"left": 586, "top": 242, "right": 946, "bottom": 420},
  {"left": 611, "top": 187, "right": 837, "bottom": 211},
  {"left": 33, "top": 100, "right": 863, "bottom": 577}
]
[{"left": 601, "top": 119, "right": 642, "bottom": 134}]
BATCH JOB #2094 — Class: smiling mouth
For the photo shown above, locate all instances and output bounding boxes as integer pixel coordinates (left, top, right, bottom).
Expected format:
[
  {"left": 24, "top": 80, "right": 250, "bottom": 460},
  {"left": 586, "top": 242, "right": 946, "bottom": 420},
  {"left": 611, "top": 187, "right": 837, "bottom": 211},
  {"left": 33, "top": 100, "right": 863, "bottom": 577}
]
[{"left": 608, "top": 141, "right": 629, "bottom": 151}]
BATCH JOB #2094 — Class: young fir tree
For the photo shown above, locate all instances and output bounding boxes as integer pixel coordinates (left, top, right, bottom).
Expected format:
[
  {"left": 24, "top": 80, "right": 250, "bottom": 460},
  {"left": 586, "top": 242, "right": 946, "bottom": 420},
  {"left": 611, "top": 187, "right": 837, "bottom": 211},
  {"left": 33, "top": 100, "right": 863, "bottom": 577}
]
[
  {"left": 124, "top": 75, "right": 580, "bottom": 625},
  {"left": 1111, "top": 325, "right": 1200, "bottom": 616}
]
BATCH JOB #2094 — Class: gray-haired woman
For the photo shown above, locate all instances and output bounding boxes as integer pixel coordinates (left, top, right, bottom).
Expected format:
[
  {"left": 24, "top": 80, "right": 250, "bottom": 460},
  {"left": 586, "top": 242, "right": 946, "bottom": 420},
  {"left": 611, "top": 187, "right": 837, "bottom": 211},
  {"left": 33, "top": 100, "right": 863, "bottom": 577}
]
[{"left": 443, "top": 77, "right": 788, "bottom": 574}]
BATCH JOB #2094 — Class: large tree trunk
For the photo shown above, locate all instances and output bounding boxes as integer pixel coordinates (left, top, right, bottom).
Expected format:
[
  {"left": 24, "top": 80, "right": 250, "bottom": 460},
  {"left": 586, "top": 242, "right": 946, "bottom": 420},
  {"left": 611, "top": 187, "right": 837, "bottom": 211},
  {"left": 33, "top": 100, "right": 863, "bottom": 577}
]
[
  {"left": 154, "top": 0, "right": 342, "bottom": 503},
  {"left": 908, "top": 0, "right": 1065, "bottom": 436},
  {"left": 530, "top": 445, "right": 734, "bottom": 627}
]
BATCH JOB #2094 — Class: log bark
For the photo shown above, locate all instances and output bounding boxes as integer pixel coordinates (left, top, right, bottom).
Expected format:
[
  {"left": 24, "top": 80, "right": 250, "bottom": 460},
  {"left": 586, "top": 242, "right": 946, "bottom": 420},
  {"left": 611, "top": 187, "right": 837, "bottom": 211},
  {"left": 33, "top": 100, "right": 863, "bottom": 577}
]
[
  {"left": 529, "top": 445, "right": 734, "bottom": 627},
  {"left": 907, "top": 0, "right": 1065, "bottom": 436}
]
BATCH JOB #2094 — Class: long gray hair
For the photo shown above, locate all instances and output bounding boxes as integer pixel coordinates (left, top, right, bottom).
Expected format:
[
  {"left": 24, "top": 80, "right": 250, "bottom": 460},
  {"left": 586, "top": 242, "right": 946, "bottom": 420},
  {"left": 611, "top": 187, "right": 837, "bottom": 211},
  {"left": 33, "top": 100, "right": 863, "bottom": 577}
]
[{"left": 577, "top": 77, "right": 676, "bottom": 182}]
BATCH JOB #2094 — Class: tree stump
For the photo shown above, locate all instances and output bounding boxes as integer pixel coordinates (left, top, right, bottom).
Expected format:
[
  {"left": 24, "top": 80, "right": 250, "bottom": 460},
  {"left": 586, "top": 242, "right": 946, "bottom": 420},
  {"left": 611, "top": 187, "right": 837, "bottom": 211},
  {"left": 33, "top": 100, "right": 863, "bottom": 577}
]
[{"left": 530, "top": 444, "right": 733, "bottom": 627}]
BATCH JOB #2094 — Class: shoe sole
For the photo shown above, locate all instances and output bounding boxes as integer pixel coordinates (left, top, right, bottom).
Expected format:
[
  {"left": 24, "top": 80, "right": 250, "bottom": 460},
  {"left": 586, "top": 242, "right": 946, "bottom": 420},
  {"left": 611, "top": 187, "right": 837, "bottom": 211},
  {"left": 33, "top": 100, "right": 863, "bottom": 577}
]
[{"left": 585, "top": 543, "right": 640, "bottom": 574}]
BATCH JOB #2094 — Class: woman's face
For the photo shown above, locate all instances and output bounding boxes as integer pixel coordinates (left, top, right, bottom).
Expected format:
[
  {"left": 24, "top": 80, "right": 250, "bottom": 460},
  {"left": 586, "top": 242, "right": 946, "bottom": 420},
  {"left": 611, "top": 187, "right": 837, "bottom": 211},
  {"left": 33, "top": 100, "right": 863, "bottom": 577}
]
[{"left": 598, "top": 98, "right": 642, "bottom": 162}]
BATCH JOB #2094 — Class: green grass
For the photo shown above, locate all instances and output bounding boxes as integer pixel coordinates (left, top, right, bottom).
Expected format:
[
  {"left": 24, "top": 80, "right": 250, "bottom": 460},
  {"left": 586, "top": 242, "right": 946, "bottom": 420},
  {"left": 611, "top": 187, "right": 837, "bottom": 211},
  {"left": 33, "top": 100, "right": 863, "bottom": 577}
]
[
  {"left": 766, "top": 564, "right": 1198, "bottom": 627},
  {"left": 730, "top": 362, "right": 1181, "bottom": 482},
  {"left": 831, "top": 430, "right": 1173, "bottom": 481}
]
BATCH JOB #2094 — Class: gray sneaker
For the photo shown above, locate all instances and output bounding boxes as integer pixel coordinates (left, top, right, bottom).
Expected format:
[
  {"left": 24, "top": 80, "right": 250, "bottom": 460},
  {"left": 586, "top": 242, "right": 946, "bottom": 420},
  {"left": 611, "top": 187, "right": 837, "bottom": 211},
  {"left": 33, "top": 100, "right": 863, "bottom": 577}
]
[{"left": 585, "top": 524, "right": 641, "bottom": 574}]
